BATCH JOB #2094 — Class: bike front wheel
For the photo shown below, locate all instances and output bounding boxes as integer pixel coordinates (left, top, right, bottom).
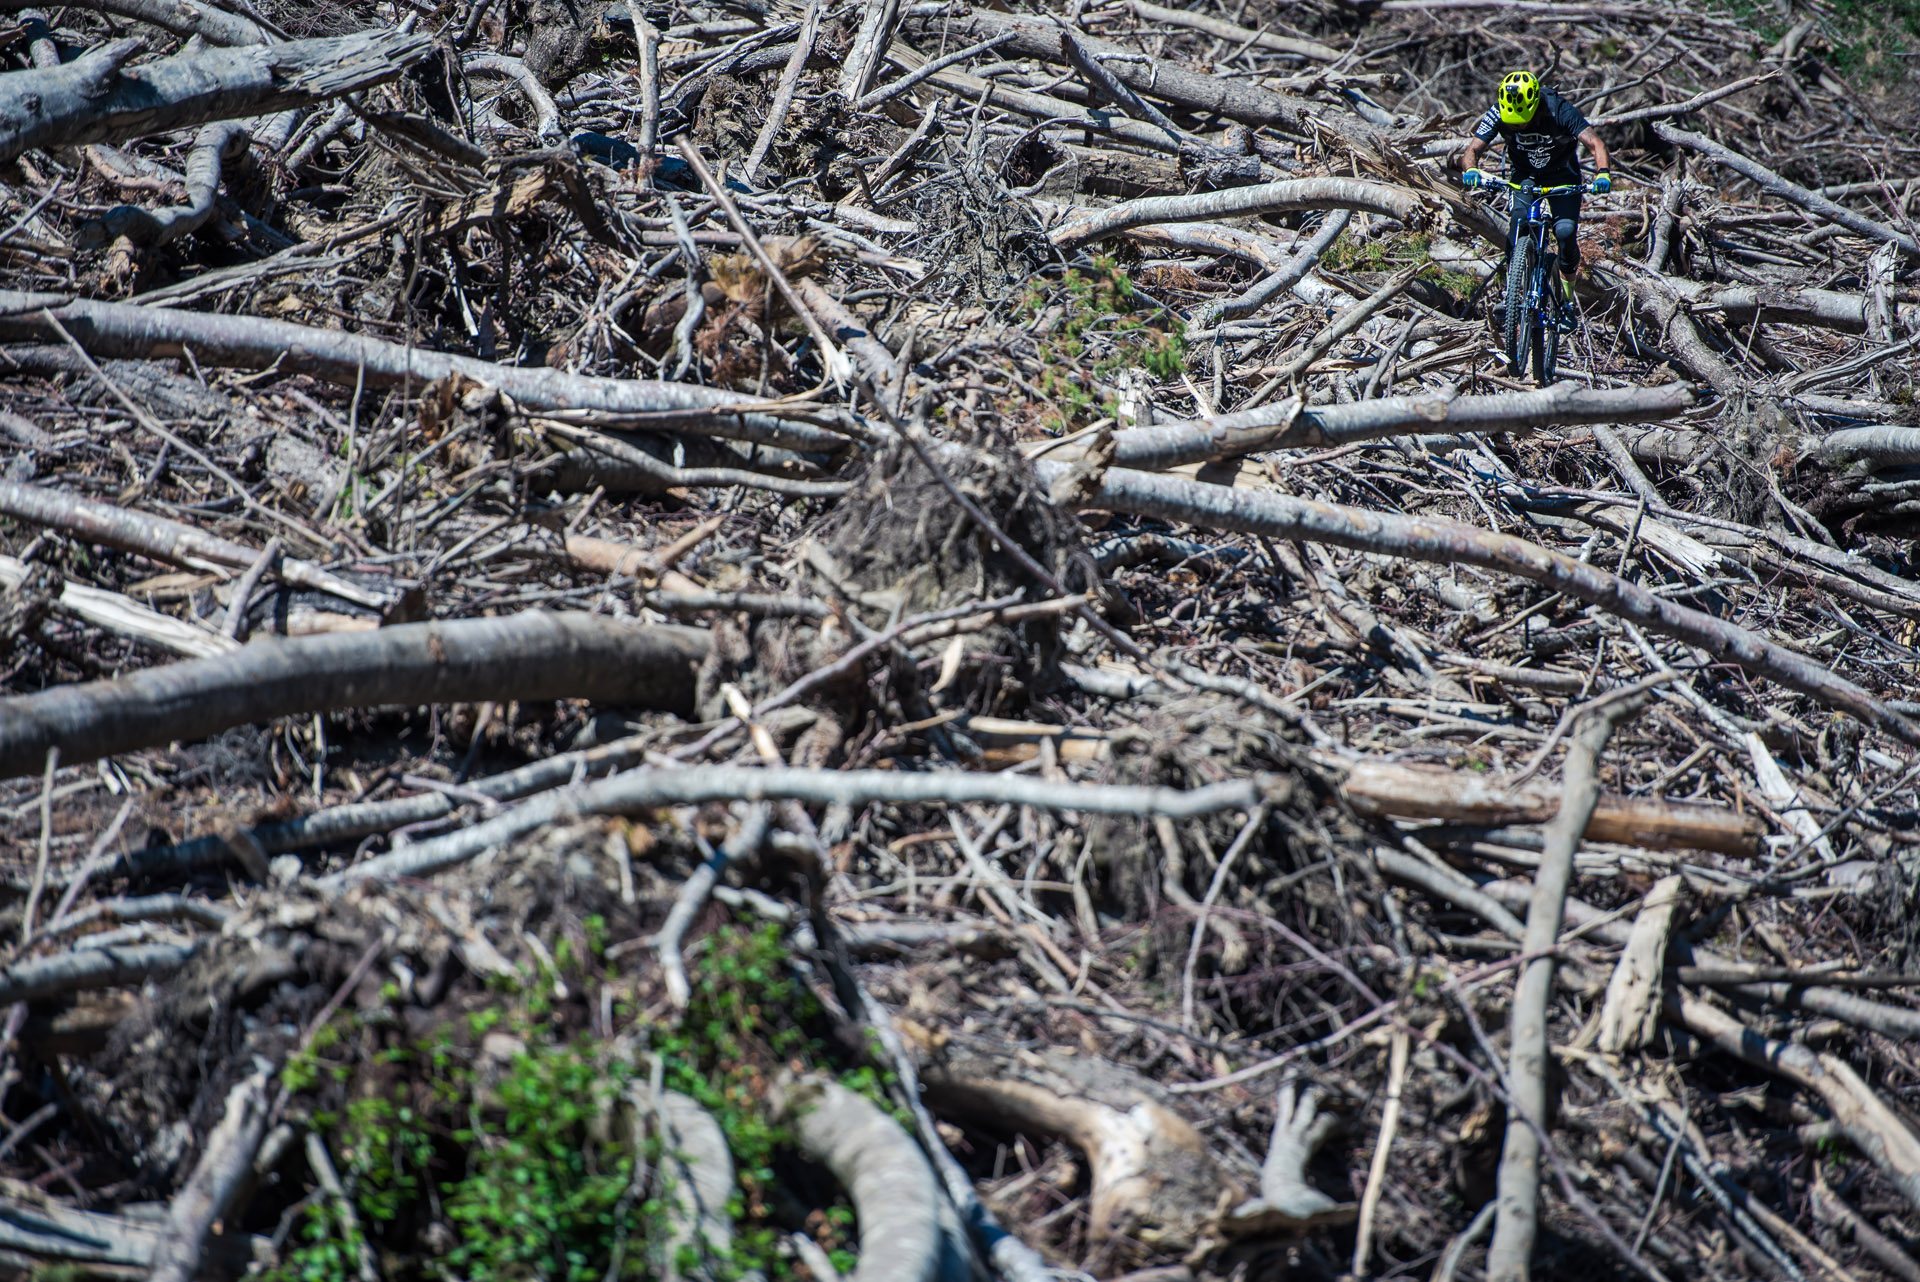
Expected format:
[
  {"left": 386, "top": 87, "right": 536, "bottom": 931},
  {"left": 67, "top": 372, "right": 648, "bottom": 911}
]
[
  {"left": 1534, "top": 266, "right": 1559, "bottom": 385},
  {"left": 1504, "top": 237, "right": 1534, "bottom": 377}
]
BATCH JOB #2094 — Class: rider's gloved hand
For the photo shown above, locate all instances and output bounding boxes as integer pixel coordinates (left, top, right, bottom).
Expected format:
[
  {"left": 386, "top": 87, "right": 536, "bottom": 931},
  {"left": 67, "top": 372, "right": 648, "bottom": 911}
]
[
  {"left": 1462, "top": 168, "right": 1486, "bottom": 189},
  {"left": 1591, "top": 170, "right": 1612, "bottom": 193}
]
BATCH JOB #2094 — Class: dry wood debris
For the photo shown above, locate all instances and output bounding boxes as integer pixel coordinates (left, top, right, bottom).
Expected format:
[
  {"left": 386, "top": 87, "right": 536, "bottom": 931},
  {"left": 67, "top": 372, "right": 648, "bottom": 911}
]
[{"left": 2, "top": 0, "right": 1920, "bottom": 1277}]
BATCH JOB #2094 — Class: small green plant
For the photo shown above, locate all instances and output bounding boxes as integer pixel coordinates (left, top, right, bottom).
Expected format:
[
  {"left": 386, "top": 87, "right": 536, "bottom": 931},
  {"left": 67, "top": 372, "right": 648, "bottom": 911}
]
[
  {"left": 1021, "top": 255, "right": 1187, "bottom": 431},
  {"left": 270, "top": 921, "right": 888, "bottom": 1282}
]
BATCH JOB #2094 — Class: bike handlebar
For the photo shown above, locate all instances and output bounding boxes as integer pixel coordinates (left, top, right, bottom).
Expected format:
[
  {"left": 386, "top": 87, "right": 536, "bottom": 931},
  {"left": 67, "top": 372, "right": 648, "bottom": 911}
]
[{"left": 1484, "top": 178, "right": 1593, "bottom": 195}]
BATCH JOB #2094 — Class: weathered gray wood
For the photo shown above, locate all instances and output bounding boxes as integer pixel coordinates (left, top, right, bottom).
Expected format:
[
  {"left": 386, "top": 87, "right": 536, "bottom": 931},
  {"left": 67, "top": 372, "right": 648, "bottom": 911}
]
[
  {"left": 0, "top": 612, "right": 712, "bottom": 779},
  {"left": 77, "top": 122, "right": 248, "bottom": 250},
  {"left": 0, "top": 30, "right": 432, "bottom": 165},
  {"left": 1100, "top": 382, "right": 1698, "bottom": 470},
  {"left": 0, "top": 294, "right": 848, "bottom": 453},
  {"left": 0, "top": 0, "right": 265, "bottom": 43}
]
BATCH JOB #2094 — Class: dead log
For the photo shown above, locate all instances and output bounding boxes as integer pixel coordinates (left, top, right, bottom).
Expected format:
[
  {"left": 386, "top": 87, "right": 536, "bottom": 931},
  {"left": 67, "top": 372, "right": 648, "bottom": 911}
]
[
  {"left": 1048, "top": 177, "right": 1426, "bottom": 247},
  {"left": 147, "top": 1066, "right": 274, "bottom": 1282},
  {"left": 0, "top": 612, "right": 711, "bottom": 779},
  {"left": 1687, "top": 282, "right": 1920, "bottom": 334},
  {"left": 1337, "top": 759, "right": 1762, "bottom": 855},
  {"left": 1036, "top": 462, "right": 1920, "bottom": 746},
  {"left": 0, "top": 30, "right": 431, "bottom": 165},
  {"left": 1670, "top": 994, "right": 1920, "bottom": 1214},
  {"left": 1123, "top": 0, "right": 1341, "bottom": 62},
  {"left": 0, "top": 294, "right": 846, "bottom": 454},
  {"left": 920, "top": 1044, "right": 1235, "bottom": 1253},
  {"left": 769, "top": 1074, "right": 968, "bottom": 1282},
  {"left": 1816, "top": 426, "right": 1920, "bottom": 471}
]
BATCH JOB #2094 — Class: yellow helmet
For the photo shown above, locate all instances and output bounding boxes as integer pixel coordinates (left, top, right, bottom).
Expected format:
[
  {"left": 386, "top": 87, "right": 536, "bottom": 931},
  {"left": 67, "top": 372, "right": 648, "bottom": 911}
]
[{"left": 1498, "top": 71, "right": 1541, "bottom": 125}]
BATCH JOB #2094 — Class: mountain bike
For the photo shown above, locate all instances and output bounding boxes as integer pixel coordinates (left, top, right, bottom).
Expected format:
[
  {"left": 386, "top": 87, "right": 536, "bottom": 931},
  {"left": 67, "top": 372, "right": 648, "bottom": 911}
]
[{"left": 1480, "top": 177, "right": 1592, "bottom": 386}]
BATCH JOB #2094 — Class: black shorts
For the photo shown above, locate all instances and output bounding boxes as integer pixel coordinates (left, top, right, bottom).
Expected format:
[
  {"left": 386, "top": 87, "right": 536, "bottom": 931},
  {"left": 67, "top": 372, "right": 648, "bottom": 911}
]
[{"left": 1506, "top": 187, "right": 1582, "bottom": 255}]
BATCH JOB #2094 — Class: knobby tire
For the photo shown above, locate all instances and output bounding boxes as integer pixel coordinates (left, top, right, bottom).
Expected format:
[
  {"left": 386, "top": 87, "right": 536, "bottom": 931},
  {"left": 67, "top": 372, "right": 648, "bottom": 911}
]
[
  {"left": 1535, "top": 259, "right": 1559, "bottom": 386},
  {"left": 1504, "top": 233, "right": 1534, "bottom": 379}
]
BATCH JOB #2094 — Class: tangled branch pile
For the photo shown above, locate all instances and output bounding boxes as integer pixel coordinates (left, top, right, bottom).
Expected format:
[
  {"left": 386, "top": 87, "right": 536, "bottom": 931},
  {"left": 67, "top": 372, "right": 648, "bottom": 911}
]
[{"left": 2, "top": 0, "right": 1919, "bottom": 1276}]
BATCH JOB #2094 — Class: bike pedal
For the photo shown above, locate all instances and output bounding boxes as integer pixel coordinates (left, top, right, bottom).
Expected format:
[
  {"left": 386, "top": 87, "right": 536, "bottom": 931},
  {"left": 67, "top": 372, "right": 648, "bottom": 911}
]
[{"left": 1555, "top": 308, "right": 1578, "bottom": 333}]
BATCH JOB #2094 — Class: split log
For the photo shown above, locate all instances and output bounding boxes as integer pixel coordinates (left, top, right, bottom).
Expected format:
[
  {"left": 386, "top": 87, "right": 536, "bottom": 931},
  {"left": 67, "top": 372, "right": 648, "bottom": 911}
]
[
  {"left": 0, "top": 294, "right": 846, "bottom": 454},
  {"left": 0, "top": 554, "right": 237, "bottom": 659},
  {"left": 0, "top": 0, "right": 265, "bottom": 44},
  {"left": 0, "top": 30, "right": 432, "bottom": 165},
  {"left": 0, "top": 612, "right": 711, "bottom": 779},
  {"left": 920, "top": 1044, "right": 1234, "bottom": 1252},
  {"left": 1653, "top": 123, "right": 1920, "bottom": 261},
  {"left": 1035, "top": 461, "right": 1920, "bottom": 747},
  {"left": 1337, "top": 759, "right": 1761, "bottom": 855},
  {"left": 1048, "top": 177, "right": 1426, "bottom": 247}
]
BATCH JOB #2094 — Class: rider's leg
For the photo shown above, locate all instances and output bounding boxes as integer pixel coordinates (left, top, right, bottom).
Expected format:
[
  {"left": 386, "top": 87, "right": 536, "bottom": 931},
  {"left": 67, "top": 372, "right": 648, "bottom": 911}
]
[{"left": 1549, "top": 190, "right": 1583, "bottom": 289}]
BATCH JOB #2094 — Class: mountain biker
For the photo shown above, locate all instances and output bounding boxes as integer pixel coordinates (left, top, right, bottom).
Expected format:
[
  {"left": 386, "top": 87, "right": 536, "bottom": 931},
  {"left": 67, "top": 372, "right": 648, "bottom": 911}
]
[{"left": 1459, "top": 71, "right": 1610, "bottom": 318}]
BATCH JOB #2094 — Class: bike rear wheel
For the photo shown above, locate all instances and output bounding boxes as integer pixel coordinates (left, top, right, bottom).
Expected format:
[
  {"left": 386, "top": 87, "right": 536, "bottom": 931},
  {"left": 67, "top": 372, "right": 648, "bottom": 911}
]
[{"left": 1504, "top": 236, "right": 1534, "bottom": 376}]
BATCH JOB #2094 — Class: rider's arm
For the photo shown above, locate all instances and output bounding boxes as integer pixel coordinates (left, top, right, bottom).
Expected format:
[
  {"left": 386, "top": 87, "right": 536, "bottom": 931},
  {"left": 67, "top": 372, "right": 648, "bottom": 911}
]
[
  {"left": 1462, "top": 135, "right": 1491, "bottom": 171},
  {"left": 1578, "top": 127, "right": 1609, "bottom": 173}
]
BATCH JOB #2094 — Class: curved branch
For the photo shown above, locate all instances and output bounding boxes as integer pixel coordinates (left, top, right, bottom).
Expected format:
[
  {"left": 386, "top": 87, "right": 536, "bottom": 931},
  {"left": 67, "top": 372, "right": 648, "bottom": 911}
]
[
  {"left": 78, "top": 122, "right": 250, "bottom": 250},
  {"left": 770, "top": 1074, "right": 953, "bottom": 1282},
  {"left": 1048, "top": 177, "right": 1426, "bottom": 247}
]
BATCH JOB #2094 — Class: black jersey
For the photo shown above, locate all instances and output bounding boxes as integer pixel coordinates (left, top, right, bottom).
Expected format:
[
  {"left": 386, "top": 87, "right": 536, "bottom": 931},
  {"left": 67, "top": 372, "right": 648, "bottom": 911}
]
[{"left": 1472, "top": 87, "right": 1590, "bottom": 180}]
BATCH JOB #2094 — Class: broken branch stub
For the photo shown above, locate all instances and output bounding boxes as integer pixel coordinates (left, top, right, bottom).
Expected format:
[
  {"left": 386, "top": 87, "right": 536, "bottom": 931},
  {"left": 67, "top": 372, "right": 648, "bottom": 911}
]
[{"left": 0, "top": 30, "right": 433, "bottom": 164}]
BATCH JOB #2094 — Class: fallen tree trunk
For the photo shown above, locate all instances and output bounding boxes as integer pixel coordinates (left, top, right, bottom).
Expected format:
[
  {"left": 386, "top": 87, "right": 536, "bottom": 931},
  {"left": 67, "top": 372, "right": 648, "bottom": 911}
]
[
  {"left": 1094, "top": 382, "right": 1696, "bottom": 470},
  {"left": 1035, "top": 461, "right": 1920, "bottom": 746},
  {"left": 1816, "top": 426, "right": 1920, "bottom": 471},
  {"left": 1338, "top": 758, "right": 1762, "bottom": 855},
  {"left": 0, "top": 30, "right": 430, "bottom": 165},
  {"left": 1048, "top": 177, "right": 1426, "bottom": 247},
  {"left": 1686, "top": 282, "right": 1920, "bottom": 334},
  {"left": 0, "top": 612, "right": 711, "bottom": 779},
  {"left": 0, "top": 293, "right": 845, "bottom": 454}
]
